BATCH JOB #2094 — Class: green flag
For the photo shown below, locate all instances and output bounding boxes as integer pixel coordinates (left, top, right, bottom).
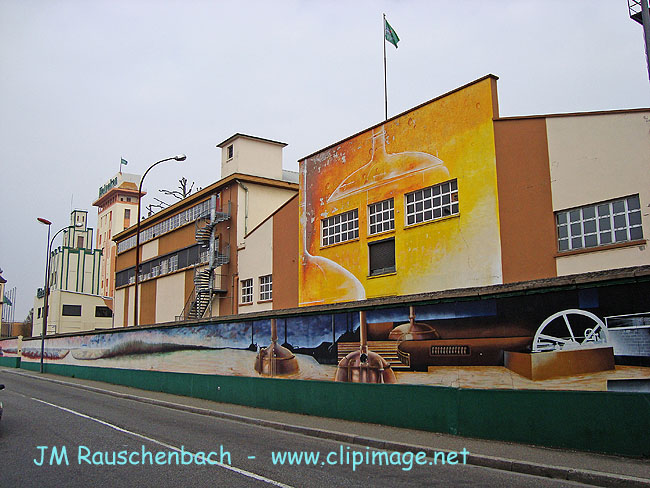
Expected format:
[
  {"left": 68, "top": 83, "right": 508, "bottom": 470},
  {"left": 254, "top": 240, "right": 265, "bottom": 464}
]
[
  {"left": 384, "top": 18, "right": 400, "bottom": 48},
  {"left": 3, "top": 294, "right": 12, "bottom": 306},
  {"left": 121, "top": 158, "right": 128, "bottom": 166}
]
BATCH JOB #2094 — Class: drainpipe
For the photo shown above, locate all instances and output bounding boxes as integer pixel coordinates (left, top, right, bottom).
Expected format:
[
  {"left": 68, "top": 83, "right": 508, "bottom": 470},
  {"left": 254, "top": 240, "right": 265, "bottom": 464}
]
[{"left": 235, "top": 179, "right": 249, "bottom": 236}]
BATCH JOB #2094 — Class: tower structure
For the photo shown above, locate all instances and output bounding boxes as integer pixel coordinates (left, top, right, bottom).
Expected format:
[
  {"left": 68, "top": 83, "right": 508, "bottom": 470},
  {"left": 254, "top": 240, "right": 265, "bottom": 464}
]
[{"left": 92, "top": 172, "right": 143, "bottom": 298}]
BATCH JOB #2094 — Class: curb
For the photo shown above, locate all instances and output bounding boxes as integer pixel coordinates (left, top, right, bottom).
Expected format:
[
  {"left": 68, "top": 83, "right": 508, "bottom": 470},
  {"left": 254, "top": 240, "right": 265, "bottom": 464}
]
[{"left": 3, "top": 368, "right": 649, "bottom": 487}]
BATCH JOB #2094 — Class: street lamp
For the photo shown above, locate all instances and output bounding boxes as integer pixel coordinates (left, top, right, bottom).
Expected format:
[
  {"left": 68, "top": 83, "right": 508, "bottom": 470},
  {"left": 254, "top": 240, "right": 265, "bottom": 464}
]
[
  {"left": 36, "top": 218, "right": 83, "bottom": 373},
  {"left": 37, "top": 218, "right": 51, "bottom": 373},
  {"left": 133, "top": 154, "right": 186, "bottom": 327}
]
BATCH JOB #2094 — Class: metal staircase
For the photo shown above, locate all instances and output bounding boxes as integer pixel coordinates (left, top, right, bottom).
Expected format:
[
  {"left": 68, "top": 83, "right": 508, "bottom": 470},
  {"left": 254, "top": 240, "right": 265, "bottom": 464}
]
[
  {"left": 337, "top": 341, "right": 410, "bottom": 371},
  {"left": 179, "top": 195, "right": 231, "bottom": 321}
]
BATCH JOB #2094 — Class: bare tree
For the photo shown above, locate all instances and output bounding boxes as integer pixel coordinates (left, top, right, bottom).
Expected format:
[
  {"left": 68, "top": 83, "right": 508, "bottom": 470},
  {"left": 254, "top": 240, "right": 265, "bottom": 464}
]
[{"left": 159, "top": 177, "right": 197, "bottom": 201}]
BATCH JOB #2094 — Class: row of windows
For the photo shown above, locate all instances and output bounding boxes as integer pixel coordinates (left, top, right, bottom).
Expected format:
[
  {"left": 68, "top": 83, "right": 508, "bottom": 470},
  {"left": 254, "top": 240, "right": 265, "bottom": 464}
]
[
  {"left": 240, "top": 275, "right": 272, "bottom": 304},
  {"left": 322, "top": 179, "right": 460, "bottom": 247},
  {"left": 117, "top": 200, "right": 211, "bottom": 254},
  {"left": 39, "top": 304, "right": 113, "bottom": 318},
  {"left": 115, "top": 244, "right": 209, "bottom": 288},
  {"left": 556, "top": 195, "right": 643, "bottom": 252}
]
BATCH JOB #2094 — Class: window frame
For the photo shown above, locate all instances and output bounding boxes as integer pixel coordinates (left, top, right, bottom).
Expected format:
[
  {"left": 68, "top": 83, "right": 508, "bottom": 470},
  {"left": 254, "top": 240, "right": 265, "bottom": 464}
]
[
  {"left": 240, "top": 278, "right": 253, "bottom": 305},
  {"left": 368, "top": 198, "right": 395, "bottom": 236},
  {"left": 62, "top": 304, "right": 82, "bottom": 316},
  {"left": 259, "top": 274, "right": 272, "bottom": 302},
  {"left": 368, "top": 237, "right": 396, "bottom": 277},
  {"left": 321, "top": 209, "right": 359, "bottom": 247},
  {"left": 556, "top": 194, "right": 644, "bottom": 252},
  {"left": 405, "top": 179, "right": 459, "bottom": 227}
]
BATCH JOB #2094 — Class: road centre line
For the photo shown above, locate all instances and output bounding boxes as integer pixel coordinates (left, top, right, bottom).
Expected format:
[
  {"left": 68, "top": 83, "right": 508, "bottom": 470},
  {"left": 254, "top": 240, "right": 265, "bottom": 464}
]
[{"left": 30, "top": 396, "right": 295, "bottom": 488}]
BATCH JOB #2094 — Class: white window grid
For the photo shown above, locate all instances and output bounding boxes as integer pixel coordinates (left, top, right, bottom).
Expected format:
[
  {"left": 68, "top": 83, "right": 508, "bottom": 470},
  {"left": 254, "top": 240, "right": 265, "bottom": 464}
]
[
  {"left": 241, "top": 279, "right": 253, "bottom": 304},
  {"left": 368, "top": 199, "right": 395, "bottom": 235},
  {"left": 259, "top": 275, "right": 272, "bottom": 301},
  {"left": 557, "top": 195, "right": 643, "bottom": 252},
  {"left": 405, "top": 180, "right": 459, "bottom": 226},
  {"left": 322, "top": 209, "right": 359, "bottom": 246},
  {"left": 117, "top": 199, "right": 212, "bottom": 254}
]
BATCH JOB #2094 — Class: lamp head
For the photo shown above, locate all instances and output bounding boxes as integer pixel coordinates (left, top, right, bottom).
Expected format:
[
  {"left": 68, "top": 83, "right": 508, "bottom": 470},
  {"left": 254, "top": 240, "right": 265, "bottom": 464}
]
[
  {"left": 174, "top": 154, "right": 187, "bottom": 162},
  {"left": 37, "top": 217, "right": 52, "bottom": 226}
]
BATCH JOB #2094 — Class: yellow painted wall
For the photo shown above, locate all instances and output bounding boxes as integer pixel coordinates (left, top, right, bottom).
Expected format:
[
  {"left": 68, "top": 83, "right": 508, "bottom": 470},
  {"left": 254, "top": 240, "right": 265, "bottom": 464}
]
[{"left": 299, "top": 78, "right": 502, "bottom": 306}]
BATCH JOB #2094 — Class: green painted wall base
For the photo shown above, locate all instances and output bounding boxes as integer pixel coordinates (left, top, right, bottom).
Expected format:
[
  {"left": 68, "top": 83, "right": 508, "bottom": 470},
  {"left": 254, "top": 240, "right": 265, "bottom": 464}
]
[
  {"left": 0, "top": 356, "right": 20, "bottom": 368},
  {"left": 19, "top": 361, "right": 650, "bottom": 458}
]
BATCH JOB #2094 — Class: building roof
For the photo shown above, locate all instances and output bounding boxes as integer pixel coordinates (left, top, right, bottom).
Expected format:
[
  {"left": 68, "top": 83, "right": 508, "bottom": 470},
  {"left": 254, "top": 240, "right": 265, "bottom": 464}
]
[
  {"left": 217, "top": 133, "right": 288, "bottom": 148},
  {"left": 112, "top": 172, "right": 298, "bottom": 242},
  {"left": 494, "top": 107, "right": 650, "bottom": 122}
]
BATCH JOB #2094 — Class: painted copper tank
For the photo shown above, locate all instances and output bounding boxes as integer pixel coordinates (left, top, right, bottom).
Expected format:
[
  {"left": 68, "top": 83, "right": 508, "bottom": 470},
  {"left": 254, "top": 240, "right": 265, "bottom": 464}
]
[{"left": 335, "top": 311, "right": 396, "bottom": 384}]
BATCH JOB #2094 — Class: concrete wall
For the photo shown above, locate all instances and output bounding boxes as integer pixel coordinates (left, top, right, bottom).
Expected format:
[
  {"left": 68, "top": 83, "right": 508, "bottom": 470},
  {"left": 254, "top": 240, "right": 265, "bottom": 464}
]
[
  {"left": 547, "top": 111, "right": 650, "bottom": 275},
  {"left": 221, "top": 136, "right": 284, "bottom": 181},
  {"left": 238, "top": 218, "right": 274, "bottom": 313}
]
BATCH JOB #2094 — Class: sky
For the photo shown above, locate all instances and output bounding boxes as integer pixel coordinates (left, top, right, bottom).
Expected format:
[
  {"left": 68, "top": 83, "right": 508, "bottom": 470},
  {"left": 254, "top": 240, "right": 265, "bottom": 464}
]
[{"left": 1, "top": 0, "right": 649, "bottom": 321}]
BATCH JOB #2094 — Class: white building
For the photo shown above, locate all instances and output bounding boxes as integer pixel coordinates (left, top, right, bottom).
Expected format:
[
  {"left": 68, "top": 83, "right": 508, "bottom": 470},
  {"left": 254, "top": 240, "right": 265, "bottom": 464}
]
[{"left": 33, "top": 210, "right": 111, "bottom": 335}]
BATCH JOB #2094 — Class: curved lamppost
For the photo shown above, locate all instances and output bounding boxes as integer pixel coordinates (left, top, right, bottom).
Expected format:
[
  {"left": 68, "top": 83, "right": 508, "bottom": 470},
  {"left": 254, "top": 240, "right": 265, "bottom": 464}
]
[
  {"left": 133, "top": 154, "right": 186, "bottom": 327},
  {"left": 36, "top": 218, "right": 83, "bottom": 373}
]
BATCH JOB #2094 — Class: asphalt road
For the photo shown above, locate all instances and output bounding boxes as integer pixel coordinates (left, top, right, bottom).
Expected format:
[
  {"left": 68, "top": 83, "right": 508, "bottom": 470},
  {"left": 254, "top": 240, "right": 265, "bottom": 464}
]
[{"left": 0, "top": 370, "right": 594, "bottom": 488}]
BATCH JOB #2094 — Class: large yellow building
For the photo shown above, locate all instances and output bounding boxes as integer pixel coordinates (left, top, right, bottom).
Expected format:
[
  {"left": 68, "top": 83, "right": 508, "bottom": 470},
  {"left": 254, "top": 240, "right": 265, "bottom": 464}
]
[{"left": 299, "top": 74, "right": 649, "bottom": 306}]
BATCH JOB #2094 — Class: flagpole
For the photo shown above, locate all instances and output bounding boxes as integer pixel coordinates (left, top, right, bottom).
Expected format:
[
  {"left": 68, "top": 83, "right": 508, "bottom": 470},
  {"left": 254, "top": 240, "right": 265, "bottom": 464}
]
[{"left": 383, "top": 13, "right": 388, "bottom": 121}]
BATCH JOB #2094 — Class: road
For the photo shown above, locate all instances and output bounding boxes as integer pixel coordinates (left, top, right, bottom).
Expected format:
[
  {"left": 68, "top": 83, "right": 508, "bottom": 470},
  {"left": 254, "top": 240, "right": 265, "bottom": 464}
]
[{"left": 0, "top": 369, "right": 595, "bottom": 487}]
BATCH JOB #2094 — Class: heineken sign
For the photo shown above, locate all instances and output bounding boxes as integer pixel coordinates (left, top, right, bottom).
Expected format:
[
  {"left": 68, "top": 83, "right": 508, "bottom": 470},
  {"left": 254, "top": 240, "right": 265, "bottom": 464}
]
[{"left": 98, "top": 177, "right": 118, "bottom": 198}]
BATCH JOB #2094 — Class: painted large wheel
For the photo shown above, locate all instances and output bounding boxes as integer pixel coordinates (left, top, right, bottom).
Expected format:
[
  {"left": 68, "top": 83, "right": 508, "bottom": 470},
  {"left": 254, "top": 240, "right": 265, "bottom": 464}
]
[{"left": 532, "top": 309, "right": 608, "bottom": 352}]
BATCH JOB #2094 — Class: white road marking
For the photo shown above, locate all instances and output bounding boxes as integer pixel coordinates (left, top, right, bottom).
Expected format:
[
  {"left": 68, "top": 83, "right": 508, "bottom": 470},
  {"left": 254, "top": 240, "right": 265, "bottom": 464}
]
[{"left": 30, "top": 397, "right": 295, "bottom": 488}]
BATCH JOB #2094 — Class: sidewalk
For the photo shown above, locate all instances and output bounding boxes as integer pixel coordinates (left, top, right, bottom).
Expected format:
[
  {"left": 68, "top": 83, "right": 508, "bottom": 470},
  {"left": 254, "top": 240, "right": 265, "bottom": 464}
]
[{"left": 3, "top": 367, "right": 649, "bottom": 487}]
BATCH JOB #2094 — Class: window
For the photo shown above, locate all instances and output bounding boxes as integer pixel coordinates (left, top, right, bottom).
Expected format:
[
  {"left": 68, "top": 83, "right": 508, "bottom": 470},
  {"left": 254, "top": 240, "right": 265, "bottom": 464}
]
[
  {"left": 259, "top": 275, "right": 272, "bottom": 301},
  {"left": 556, "top": 195, "right": 644, "bottom": 252},
  {"left": 95, "top": 306, "right": 113, "bottom": 318},
  {"left": 227, "top": 144, "right": 234, "bottom": 159},
  {"left": 37, "top": 307, "right": 42, "bottom": 319},
  {"left": 368, "top": 198, "right": 395, "bottom": 235},
  {"left": 322, "top": 209, "right": 359, "bottom": 246},
  {"left": 62, "top": 304, "right": 82, "bottom": 316},
  {"left": 405, "top": 179, "right": 459, "bottom": 226},
  {"left": 124, "top": 208, "right": 131, "bottom": 219},
  {"left": 241, "top": 279, "right": 253, "bottom": 304},
  {"left": 369, "top": 238, "right": 396, "bottom": 276},
  {"left": 77, "top": 236, "right": 85, "bottom": 248}
]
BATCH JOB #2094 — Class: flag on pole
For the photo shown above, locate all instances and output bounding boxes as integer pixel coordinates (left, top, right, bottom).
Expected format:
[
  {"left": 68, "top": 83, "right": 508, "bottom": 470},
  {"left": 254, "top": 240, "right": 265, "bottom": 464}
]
[
  {"left": 120, "top": 158, "right": 128, "bottom": 166},
  {"left": 384, "top": 17, "right": 400, "bottom": 48},
  {"left": 3, "top": 294, "right": 12, "bottom": 306}
]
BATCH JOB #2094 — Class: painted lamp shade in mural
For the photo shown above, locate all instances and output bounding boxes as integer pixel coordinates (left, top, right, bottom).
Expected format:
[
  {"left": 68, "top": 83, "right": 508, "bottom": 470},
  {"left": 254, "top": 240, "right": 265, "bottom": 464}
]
[
  {"left": 335, "top": 311, "right": 397, "bottom": 384},
  {"left": 388, "top": 306, "right": 440, "bottom": 341},
  {"left": 254, "top": 319, "right": 299, "bottom": 376},
  {"left": 327, "top": 126, "right": 449, "bottom": 203},
  {"left": 532, "top": 309, "right": 609, "bottom": 352}
]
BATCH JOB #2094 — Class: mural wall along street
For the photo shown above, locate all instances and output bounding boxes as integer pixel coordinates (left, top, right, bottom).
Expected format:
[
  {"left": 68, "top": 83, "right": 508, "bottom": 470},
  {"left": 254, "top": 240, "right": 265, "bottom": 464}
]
[
  {"left": 299, "top": 76, "right": 503, "bottom": 306},
  {"left": 7, "top": 274, "right": 650, "bottom": 392}
]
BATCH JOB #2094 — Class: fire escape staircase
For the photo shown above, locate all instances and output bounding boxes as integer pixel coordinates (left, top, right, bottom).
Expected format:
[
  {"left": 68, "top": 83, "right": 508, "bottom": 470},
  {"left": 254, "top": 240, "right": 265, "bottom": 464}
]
[{"left": 180, "top": 200, "right": 231, "bottom": 321}]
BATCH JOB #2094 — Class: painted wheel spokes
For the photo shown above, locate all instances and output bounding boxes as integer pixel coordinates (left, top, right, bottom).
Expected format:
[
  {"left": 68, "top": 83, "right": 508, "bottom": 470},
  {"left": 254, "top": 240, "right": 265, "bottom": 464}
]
[{"left": 532, "top": 309, "right": 608, "bottom": 353}]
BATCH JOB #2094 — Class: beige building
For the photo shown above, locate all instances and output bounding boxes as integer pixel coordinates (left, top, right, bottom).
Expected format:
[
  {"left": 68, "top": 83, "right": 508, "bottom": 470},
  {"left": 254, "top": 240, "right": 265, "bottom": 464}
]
[
  {"left": 92, "top": 172, "right": 143, "bottom": 298},
  {"left": 545, "top": 111, "right": 649, "bottom": 276},
  {"left": 33, "top": 290, "right": 112, "bottom": 335},
  {"left": 112, "top": 134, "right": 299, "bottom": 326},
  {"left": 237, "top": 195, "right": 299, "bottom": 314},
  {"left": 33, "top": 210, "right": 109, "bottom": 335}
]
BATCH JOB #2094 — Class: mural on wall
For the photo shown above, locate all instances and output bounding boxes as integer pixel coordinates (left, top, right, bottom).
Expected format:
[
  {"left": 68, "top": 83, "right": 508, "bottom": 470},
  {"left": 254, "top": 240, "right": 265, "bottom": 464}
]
[
  {"left": 299, "top": 77, "right": 503, "bottom": 307},
  {"left": 0, "top": 337, "right": 20, "bottom": 357},
  {"left": 6, "top": 281, "right": 649, "bottom": 391}
]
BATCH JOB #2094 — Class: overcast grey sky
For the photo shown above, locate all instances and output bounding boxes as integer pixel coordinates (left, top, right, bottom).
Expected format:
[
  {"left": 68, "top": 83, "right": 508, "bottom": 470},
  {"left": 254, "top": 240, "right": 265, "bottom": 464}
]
[{"left": 1, "top": 0, "right": 649, "bottom": 321}]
